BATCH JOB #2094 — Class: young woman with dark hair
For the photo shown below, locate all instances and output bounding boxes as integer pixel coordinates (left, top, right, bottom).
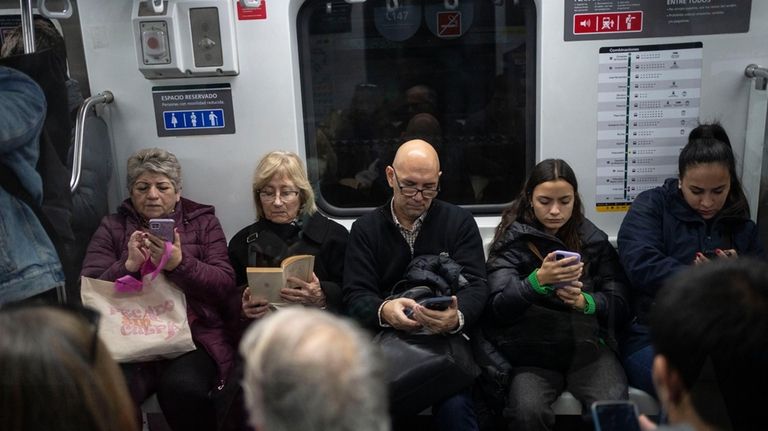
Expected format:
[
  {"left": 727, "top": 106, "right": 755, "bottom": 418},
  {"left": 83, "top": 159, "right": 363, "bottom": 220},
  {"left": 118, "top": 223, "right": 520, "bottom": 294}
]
[
  {"left": 483, "top": 159, "right": 631, "bottom": 430},
  {"left": 617, "top": 122, "right": 764, "bottom": 398}
]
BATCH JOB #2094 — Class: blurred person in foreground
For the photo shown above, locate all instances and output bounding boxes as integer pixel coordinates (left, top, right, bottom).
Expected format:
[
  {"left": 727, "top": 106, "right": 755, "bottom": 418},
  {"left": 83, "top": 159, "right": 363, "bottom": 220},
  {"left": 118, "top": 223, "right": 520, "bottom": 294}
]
[
  {"left": 640, "top": 258, "right": 768, "bottom": 431},
  {"left": 240, "top": 307, "right": 390, "bottom": 431},
  {"left": 0, "top": 304, "right": 137, "bottom": 431}
]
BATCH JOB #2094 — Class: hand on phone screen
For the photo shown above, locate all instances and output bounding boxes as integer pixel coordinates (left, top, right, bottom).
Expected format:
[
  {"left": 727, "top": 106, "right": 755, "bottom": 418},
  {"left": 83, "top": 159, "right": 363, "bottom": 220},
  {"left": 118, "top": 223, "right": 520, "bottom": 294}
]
[
  {"left": 148, "top": 218, "right": 175, "bottom": 242},
  {"left": 553, "top": 250, "right": 581, "bottom": 288}
]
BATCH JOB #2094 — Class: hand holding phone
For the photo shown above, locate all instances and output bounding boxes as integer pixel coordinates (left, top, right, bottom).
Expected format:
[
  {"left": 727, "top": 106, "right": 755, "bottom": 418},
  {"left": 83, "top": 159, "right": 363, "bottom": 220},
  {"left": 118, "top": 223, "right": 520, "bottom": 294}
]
[
  {"left": 148, "top": 218, "right": 175, "bottom": 242},
  {"left": 404, "top": 296, "right": 453, "bottom": 319},
  {"left": 591, "top": 401, "right": 641, "bottom": 431},
  {"left": 553, "top": 250, "right": 581, "bottom": 288}
]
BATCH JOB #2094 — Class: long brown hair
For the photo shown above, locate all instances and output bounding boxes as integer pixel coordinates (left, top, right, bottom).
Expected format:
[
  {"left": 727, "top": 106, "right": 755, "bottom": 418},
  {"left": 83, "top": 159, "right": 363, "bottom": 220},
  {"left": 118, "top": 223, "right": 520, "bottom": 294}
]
[
  {"left": 0, "top": 306, "right": 138, "bottom": 431},
  {"left": 492, "top": 159, "right": 584, "bottom": 251}
]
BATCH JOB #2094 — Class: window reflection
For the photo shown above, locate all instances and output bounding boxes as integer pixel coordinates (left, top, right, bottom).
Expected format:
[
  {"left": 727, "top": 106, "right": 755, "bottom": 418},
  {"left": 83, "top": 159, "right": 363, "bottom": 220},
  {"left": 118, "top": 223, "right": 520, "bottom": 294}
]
[{"left": 299, "top": 0, "right": 536, "bottom": 213}]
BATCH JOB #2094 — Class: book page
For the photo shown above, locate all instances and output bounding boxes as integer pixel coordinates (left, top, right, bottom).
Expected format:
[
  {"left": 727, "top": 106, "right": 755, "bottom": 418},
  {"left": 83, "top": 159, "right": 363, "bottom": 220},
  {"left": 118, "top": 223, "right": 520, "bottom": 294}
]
[
  {"left": 282, "top": 255, "right": 315, "bottom": 288},
  {"left": 246, "top": 268, "right": 284, "bottom": 304}
]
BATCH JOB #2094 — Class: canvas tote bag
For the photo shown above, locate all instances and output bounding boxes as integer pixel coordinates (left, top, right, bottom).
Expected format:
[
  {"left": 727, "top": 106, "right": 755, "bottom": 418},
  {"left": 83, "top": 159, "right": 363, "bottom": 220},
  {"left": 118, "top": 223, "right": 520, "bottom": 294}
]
[{"left": 81, "top": 242, "right": 195, "bottom": 362}]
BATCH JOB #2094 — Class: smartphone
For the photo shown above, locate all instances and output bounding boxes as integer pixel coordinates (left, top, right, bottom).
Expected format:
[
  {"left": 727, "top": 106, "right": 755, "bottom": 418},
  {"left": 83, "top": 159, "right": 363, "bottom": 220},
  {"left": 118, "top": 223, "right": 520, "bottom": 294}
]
[
  {"left": 148, "top": 218, "right": 175, "bottom": 242},
  {"left": 553, "top": 250, "right": 581, "bottom": 288},
  {"left": 404, "top": 296, "right": 453, "bottom": 318},
  {"left": 591, "top": 401, "right": 641, "bottom": 431},
  {"left": 418, "top": 296, "right": 453, "bottom": 311}
]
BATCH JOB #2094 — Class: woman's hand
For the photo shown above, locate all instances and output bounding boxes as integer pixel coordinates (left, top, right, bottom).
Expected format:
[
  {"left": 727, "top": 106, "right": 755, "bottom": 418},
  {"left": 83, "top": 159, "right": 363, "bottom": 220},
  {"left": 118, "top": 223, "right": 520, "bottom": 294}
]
[
  {"left": 694, "top": 248, "right": 737, "bottom": 265},
  {"left": 242, "top": 288, "right": 271, "bottom": 320},
  {"left": 125, "top": 230, "right": 149, "bottom": 272},
  {"left": 555, "top": 282, "right": 586, "bottom": 311},
  {"left": 281, "top": 273, "right": 327, "bottom": 308},
  {"left": 536, "top": 252, "right": 583, "bottom": 286},
  {"left": 145, "top": 229, "right": 183, "bottom": 271}
]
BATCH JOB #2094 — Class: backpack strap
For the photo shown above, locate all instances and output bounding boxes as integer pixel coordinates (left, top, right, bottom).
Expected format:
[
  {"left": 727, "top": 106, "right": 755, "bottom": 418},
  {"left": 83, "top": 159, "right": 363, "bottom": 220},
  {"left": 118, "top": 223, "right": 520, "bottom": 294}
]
[{"left": 527, "top": 241, "right": 544, "bottom": 262}]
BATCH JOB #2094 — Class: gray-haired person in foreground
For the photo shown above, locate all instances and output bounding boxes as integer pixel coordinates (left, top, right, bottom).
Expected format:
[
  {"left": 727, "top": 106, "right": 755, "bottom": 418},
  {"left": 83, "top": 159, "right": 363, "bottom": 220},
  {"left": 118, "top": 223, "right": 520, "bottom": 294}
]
[{"left": 239, "top": 308, "right": 390, "bottom": 431}]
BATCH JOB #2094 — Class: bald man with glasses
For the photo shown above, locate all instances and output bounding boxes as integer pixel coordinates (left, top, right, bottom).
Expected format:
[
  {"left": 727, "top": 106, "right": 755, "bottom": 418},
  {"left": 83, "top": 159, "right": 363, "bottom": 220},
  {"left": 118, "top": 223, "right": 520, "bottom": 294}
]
[{"left": 343, "top": 139, "right": 488, "bottom": 431}]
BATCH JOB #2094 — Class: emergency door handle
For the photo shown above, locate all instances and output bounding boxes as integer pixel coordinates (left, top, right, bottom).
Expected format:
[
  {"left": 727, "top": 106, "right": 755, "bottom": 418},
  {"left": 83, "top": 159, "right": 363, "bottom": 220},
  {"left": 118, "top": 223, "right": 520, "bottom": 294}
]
[{"left": 38, "top": 0, "right": 73, "bottom": 19}]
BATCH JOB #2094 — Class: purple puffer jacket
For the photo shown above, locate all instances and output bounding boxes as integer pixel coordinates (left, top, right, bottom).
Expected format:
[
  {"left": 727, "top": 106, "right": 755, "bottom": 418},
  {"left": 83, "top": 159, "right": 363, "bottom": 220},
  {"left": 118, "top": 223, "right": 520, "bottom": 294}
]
[{"left": 82, "top": 197, "right": 238, "bottom": 386}]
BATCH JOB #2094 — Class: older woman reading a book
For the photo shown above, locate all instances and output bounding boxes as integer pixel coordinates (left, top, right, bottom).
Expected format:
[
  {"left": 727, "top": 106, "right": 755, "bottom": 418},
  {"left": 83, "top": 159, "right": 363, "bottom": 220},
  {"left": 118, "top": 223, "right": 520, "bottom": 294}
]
[{"left": 228, "top": 151, "right": 349, "bottom": 319}]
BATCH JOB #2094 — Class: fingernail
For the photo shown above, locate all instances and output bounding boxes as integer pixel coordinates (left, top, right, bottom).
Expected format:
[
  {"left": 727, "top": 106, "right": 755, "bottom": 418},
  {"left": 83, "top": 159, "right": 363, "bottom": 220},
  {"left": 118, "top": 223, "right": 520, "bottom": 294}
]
[{"left": 715, "top": 248, "right": 722, "bottom": 253}]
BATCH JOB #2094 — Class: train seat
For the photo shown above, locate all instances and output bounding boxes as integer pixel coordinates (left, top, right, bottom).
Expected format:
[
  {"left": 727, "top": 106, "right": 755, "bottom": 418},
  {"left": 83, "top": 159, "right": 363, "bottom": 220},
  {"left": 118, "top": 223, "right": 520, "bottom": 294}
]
[{"left": 551, "top": 386, "right": 659, "bottom": 416}]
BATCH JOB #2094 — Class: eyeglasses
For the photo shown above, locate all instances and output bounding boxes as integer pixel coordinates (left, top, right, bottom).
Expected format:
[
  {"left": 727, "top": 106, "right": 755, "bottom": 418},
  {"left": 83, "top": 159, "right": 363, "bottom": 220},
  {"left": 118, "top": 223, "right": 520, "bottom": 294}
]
[
  {"left": 258, "top": 189, "right": 301, "bottom": 203},
  {"left": 392, "top": 169, "right": 439, "bottom": 198}
]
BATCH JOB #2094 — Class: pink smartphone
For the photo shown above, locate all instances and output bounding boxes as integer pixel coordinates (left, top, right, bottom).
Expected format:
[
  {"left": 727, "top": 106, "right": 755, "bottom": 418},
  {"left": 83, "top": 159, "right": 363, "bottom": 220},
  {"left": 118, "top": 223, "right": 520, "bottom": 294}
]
[
  {"left": 148, "top": 218, "right": 175, "bottom": 242},
  {"left": 553, "top": 250, "right": 581, "bottom": 288}
]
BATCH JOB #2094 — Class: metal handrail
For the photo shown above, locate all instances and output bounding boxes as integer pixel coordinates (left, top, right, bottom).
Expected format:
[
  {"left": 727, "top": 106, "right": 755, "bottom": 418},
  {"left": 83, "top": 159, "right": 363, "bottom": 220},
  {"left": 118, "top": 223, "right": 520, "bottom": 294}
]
[
  {"left": 70, "top": 91, "right": 114, "bottom": 193},
  {"left": 745, "top": 64, "right": 768, "bottom": 90},
  {"left": 20, "top": 0, "right": 35, "bottom": 53}
]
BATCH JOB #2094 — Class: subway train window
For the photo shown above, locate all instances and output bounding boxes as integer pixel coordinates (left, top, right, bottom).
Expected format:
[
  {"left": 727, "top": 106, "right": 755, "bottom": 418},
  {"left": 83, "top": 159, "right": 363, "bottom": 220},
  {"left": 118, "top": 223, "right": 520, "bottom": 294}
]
[{"left": 297, "top": 0, "right": 536, "bottom": 215}]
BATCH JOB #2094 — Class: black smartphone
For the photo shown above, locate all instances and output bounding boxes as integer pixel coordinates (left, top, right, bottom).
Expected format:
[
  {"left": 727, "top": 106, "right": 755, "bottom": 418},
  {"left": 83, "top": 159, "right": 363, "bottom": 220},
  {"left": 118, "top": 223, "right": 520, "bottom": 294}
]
[
  {"left": 591, "top": 401, "right": 641, "bottom": 431},
  {"left": 418, "top": 296, "right": 453, "bottom": 311},
  {"left": 404, "top": 296, "right": 453, "bottom": 319},
  {"left": 148, "top": 218, "right": 175, "bottom": 242}
]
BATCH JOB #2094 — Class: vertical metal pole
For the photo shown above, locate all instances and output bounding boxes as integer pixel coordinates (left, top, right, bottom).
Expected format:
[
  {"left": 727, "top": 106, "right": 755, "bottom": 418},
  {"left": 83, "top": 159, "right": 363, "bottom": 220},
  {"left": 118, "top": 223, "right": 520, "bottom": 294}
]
[{"left": 20, "top": 0, "right": 36, "bottom": 54}]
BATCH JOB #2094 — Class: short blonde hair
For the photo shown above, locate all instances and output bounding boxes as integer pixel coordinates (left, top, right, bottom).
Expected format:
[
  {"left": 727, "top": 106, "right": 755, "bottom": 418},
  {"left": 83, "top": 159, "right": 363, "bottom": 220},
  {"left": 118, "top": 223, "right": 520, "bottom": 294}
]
[{"left": 252, "top": 151, "right": 316, "bottom": 220}]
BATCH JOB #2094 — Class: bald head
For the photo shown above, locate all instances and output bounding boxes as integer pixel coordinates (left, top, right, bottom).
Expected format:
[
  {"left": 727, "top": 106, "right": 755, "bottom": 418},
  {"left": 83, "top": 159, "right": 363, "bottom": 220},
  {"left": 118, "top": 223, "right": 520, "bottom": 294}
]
[
  {"left": 392, "top": 139, "right": 441, "bottom": 174},
  {"left": 387, "top": 140, "right": 442, "bottom": 227}
]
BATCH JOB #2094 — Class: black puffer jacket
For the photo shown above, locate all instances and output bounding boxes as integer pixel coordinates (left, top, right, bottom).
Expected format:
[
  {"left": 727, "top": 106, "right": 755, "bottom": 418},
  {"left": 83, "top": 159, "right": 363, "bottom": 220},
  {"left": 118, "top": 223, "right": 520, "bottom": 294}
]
[
  {"left": 391, "top": 254, "right": 470, "bottom": 299},
  {"left": 483, "top": 218, "right": 630, "bottom": 370}
]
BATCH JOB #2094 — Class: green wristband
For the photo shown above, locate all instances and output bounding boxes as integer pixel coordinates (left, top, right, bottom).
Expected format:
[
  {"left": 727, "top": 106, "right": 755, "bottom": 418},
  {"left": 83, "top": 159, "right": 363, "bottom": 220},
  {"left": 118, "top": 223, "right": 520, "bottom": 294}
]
[
  {"left": 582, "top": 292, "right": 596, "bottom": 314},
  {"left": 528, "top": 269, "right": 553, "bottom": 295}
]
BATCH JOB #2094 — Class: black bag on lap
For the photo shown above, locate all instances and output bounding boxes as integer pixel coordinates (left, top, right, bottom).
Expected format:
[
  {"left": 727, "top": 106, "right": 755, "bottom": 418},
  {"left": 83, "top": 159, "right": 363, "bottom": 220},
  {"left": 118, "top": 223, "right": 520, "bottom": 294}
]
[{"left": 374, "top": 255, "right": 480, "bottom": 416}]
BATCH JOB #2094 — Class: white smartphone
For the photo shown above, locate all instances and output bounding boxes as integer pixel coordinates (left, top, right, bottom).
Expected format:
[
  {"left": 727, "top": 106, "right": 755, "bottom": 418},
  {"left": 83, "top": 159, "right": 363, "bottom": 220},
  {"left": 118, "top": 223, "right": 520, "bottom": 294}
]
[
  {"left": 148, "top": 218, "right": 175, "bottom": 242},
  {"left": 591, "top": 400, "right": 641, "bottom": 431}
]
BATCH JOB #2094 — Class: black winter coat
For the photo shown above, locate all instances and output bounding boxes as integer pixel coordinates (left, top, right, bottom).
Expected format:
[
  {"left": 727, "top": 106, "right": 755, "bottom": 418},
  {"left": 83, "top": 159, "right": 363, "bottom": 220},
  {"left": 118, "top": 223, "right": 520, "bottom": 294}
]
[
  {"left": 343, "top": 200, "right": 489, "bottom": 331},
  {"left": 484, "top": 218, "right": 630, "bottom": 370},
  {"left": 228, "top": 212, "right": 348, "bottom": 313}
]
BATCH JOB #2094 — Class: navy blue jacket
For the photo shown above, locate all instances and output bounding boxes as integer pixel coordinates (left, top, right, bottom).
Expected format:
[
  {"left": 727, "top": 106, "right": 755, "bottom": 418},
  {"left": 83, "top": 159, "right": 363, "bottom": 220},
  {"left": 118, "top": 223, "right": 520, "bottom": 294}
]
[{"left": 617, "top": 178, "right": 764, "bottom": 322}]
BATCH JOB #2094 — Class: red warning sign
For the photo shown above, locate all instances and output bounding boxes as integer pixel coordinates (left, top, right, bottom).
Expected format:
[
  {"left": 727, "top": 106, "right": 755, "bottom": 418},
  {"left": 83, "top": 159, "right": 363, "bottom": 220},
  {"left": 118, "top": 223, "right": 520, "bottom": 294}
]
[
  {"left": 437, "top": 11, "right": 461, "bottom": 38},
  {"left": 237, "top": 0, "right": 267, "bottom": 20},
  {"left": 573, "top": 11, "right": 642, "bottom": 35}
]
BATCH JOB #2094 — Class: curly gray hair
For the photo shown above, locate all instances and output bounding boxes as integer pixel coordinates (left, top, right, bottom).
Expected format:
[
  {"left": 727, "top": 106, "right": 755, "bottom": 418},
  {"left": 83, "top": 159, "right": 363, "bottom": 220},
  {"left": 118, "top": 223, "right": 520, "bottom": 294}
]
[{"left": 126, "top": 148, "right": 182, "bottom": 192}]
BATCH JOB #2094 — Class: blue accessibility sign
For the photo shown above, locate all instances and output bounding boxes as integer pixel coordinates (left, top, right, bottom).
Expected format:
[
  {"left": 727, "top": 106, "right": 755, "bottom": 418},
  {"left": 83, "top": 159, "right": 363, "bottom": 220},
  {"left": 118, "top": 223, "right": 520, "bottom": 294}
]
[{"left": 163, "top": 109, "right": 225, "bottom": 130}]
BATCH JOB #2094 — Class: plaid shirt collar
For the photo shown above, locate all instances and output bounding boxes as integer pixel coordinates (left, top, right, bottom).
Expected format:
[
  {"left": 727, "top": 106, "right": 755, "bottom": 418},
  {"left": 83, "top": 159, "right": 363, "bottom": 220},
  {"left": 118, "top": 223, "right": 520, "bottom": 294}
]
[{"left": 390, "top": 199, "right": 427, "bottom": 254}]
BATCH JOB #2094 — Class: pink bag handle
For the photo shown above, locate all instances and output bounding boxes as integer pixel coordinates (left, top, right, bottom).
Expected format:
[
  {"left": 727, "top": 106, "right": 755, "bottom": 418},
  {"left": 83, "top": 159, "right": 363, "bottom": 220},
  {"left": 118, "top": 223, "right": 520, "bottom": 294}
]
[{"left": 115, "top": 241, "right": 173, "bottom": 293}]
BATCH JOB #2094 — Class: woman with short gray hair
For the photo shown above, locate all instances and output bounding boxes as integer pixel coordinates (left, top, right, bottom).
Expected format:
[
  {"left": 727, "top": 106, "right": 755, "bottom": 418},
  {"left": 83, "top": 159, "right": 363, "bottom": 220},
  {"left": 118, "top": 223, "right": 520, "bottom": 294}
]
[{"left": 82, "top": 147, "right": 237, "bottom": 431}]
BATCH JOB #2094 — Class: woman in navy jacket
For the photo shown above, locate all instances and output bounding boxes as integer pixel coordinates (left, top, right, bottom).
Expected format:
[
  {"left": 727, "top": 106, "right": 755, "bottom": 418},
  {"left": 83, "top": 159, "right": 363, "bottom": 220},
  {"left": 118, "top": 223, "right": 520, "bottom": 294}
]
[
  {"left": 617, "top": 123, "right": 764, "bottom": 397},
  {"left": 484, "top": 159, "right": 630, "bottom": 430}
]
